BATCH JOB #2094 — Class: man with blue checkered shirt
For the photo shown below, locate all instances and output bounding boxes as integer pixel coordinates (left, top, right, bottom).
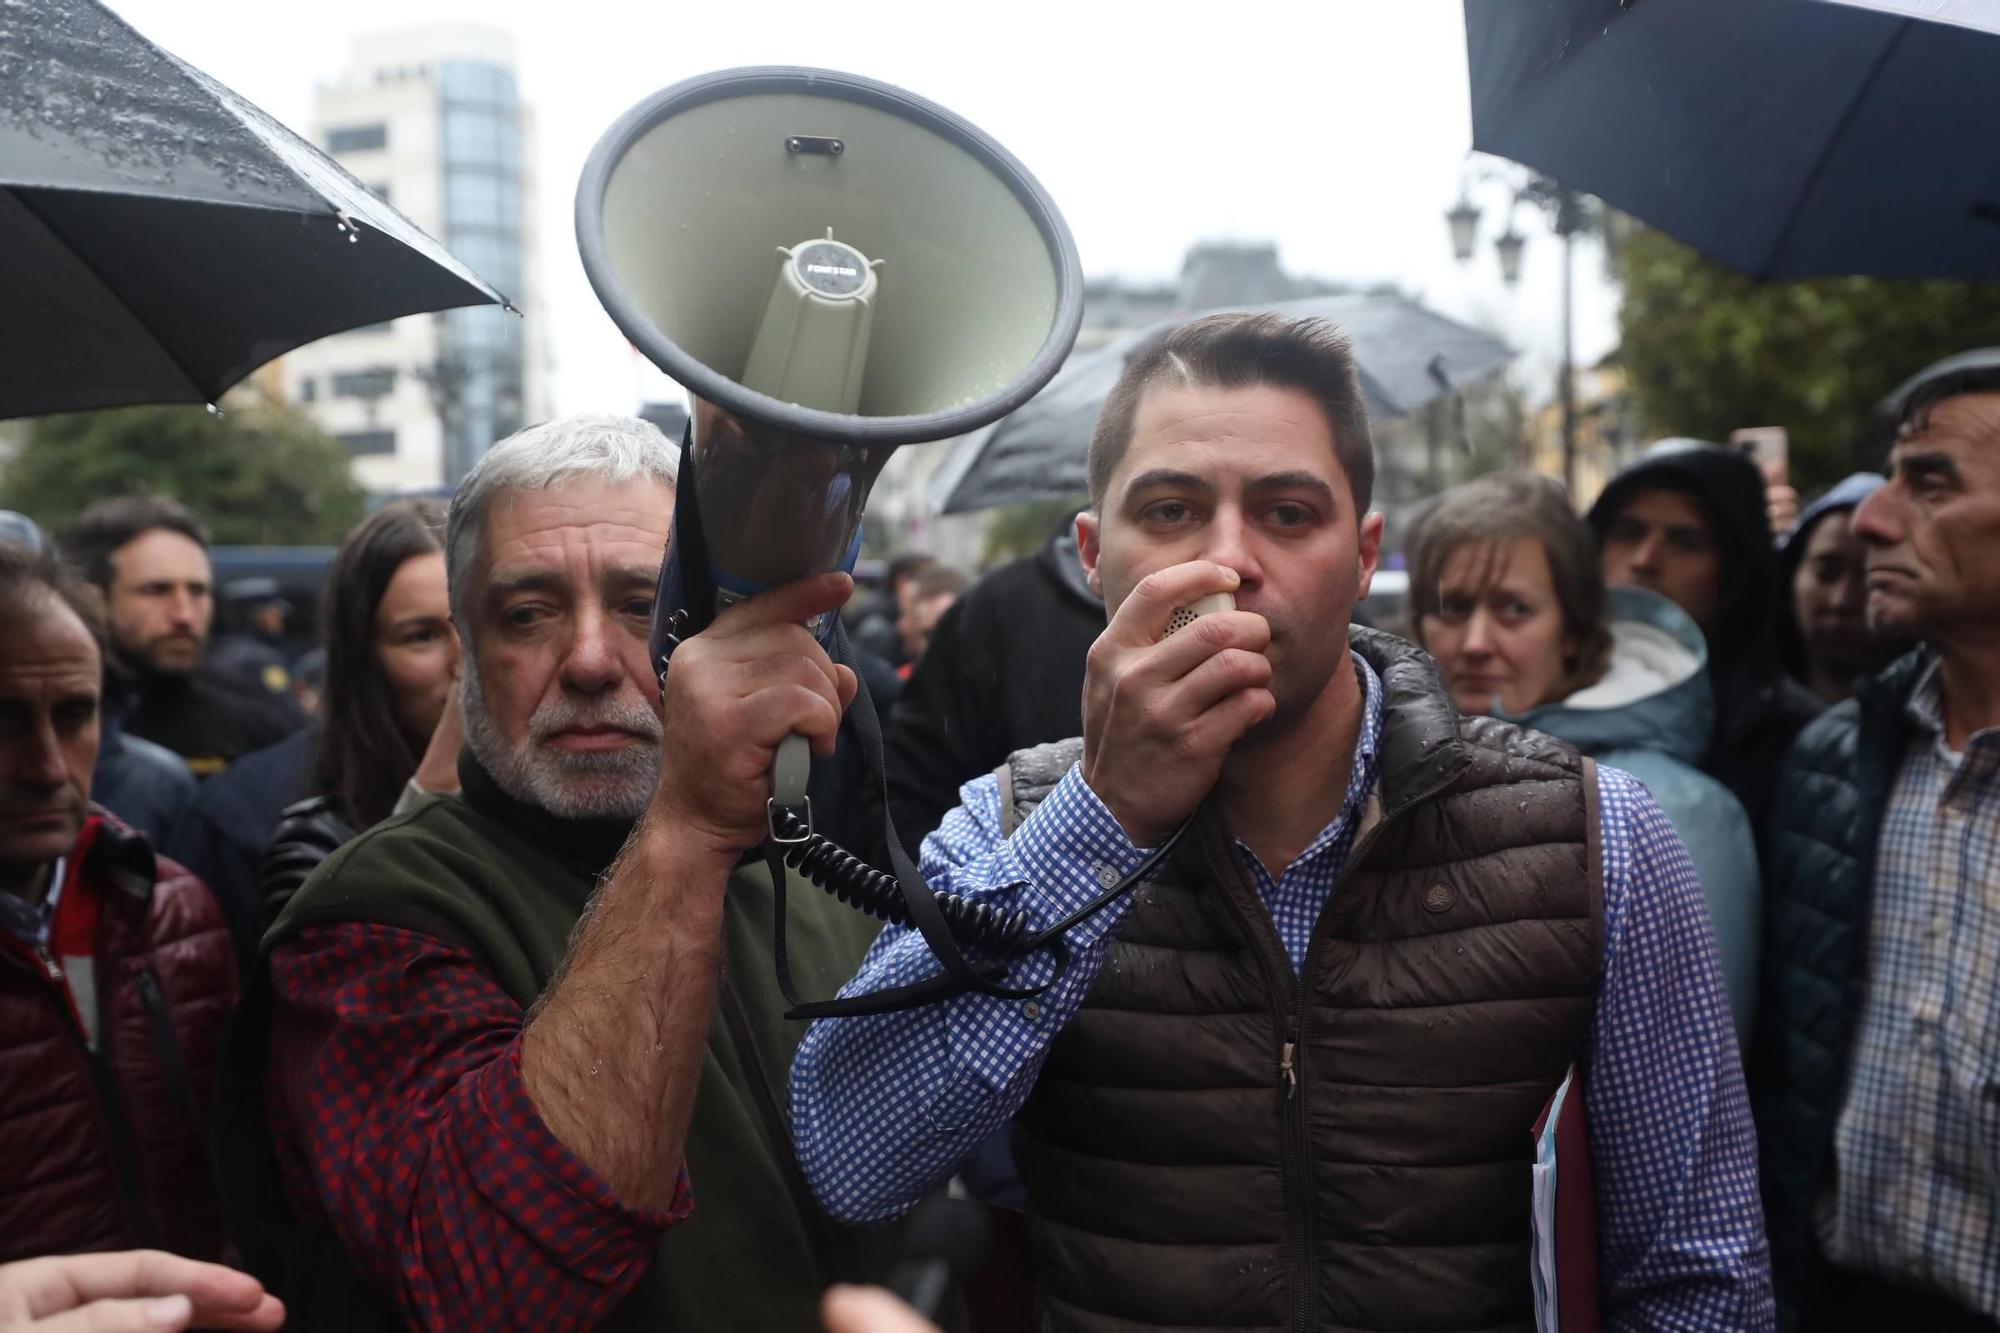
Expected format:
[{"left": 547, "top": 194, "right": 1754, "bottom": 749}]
[
  {"left": 1756, "top": 349, "right": 2000, "bottom": 1333},
  {"left": 791, "top": 311, "right": 1772, "bottom": 1332}
]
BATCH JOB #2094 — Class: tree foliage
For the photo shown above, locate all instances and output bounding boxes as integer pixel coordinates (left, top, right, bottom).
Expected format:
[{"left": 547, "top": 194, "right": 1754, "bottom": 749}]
[
  {"left": 1613, "top": 227, "right": 2000, "bottom": 489},
  {"left": 2, "top": 402, "right": 367, "bottom": 545},
  {"left": 983, "top": 497, "right": 1085, "bottom": 566}
]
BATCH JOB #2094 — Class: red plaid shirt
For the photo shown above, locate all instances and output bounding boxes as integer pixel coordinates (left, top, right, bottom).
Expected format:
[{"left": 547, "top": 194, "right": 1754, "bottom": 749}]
[{"left": 268, "top": 922, "right": 692, "bottom": 1331}]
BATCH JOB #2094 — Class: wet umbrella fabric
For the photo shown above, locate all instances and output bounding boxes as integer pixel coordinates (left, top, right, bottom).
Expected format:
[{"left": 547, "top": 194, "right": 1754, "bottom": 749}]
[
  {"left": 0, "top": 0, "right": 507, "bottom": 418},
  {"left": 926, "top": 291, "right": 1512, "bottom": 515},
  {"left": 1464, "top": 0, "right": 2000, "bottom": 280}
]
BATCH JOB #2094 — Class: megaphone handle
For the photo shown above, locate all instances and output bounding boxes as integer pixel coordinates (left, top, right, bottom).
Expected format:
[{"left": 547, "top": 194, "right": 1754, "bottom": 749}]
[{"left": 769, "top": 732, "right": 813, "bottom": 836}]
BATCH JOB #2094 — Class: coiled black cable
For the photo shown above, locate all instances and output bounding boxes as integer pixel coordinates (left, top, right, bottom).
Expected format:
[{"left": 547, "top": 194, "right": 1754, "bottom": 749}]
[{"left": 770, "top": 807, "right": 1036, "bottom": 955}]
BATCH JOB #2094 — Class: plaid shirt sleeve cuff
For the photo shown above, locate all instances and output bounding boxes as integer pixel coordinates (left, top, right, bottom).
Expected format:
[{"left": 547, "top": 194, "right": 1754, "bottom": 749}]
[
  {"left": 930, "top": 766, "right": 1154, "bottom": 1107},
  {"left": 465, "top": 1038, "right": 690, "bottom": 1281},
  {"left": 1006, "top": 765, "right": 1155, "bottom": 944}
]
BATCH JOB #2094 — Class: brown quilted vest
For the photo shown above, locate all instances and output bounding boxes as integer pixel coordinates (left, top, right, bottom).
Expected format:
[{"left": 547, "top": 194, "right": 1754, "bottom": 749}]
[{"left": 1003, "top": 630, "right": 1602, "bottom": 1333}]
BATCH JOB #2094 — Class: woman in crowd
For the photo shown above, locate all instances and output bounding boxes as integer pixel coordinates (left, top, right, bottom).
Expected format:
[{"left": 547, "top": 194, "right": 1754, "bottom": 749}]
[
  {"left": 257, "top": 500, "right": 459, "bottom": 926},
  {"left": 1407, "top": 471, "right": 1761, "bottom": 1042},
  {"left": 1778, "top": 472, "right": 1910, "bottom": 704}
]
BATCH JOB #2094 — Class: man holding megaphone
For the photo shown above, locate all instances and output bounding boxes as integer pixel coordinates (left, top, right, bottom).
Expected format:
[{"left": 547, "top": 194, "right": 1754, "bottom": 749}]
[{"left": 792, "top": 311, "right": 1777, "bottom": 1331}]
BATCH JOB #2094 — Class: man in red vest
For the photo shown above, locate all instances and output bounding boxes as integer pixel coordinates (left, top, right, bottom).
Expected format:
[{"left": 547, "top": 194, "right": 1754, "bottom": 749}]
[{"left": 0, "top": 543, "right": 238, "bottom": 1265}]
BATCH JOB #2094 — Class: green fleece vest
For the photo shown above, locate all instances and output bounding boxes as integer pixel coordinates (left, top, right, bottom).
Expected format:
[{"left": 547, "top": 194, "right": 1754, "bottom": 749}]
[{"left": 221, "top": 754, "right": 903, "bottom": 1332}]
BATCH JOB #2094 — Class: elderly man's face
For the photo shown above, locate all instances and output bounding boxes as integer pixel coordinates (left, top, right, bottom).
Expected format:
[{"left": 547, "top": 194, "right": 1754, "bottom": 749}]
[
  {"left": 0, "top": 596, "right": 101, "bottom": 883},
  {"left": 460, "top": 477, "right": 672, "bottom": 821}
]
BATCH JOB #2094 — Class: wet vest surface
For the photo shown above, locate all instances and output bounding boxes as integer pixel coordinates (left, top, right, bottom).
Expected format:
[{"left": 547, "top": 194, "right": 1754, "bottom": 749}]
[{"left": 1008, "top": 631, "right": 1603, "bottom": 1333}]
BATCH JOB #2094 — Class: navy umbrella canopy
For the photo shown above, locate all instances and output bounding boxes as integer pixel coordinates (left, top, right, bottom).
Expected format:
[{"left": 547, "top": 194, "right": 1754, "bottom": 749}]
[
  {"left": 928, "top": 291, "right": 1512, "bottom": 515},
  {"left": 1465, "top": 0, "right": 2000, "bottom": 280},
  {"left": 0, "top": 0, "right": 508, "bottom": 418}
]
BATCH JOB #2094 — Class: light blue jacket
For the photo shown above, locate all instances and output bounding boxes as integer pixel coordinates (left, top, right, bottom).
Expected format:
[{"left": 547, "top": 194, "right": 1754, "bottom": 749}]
[{"left": 1504, "top": 586, "right": 1762, "bottom": 1045}]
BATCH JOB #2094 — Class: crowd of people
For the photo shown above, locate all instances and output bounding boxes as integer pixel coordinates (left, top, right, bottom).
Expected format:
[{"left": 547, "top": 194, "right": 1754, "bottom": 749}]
[{"left": 0, "top": 314, "right": 1994, "bottom": 1332}]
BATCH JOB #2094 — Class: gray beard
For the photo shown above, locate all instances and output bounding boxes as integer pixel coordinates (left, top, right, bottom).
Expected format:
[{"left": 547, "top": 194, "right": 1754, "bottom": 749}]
[{"left": 460, "top": 653, "right": 661, "bottom": 822}]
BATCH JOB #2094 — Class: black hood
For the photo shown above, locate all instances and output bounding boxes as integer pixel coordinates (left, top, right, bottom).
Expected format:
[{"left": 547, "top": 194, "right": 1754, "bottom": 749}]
[
  {"left": 1586, "top": 439, "right": 1788, "bottom": 699},
  {"left": 1036, "top": 508, "right": 1105, "bottom": 612}
]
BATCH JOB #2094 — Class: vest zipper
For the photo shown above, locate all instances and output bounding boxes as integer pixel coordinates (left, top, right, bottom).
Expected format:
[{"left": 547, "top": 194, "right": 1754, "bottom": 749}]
[
  {"left": 1284, "top": 761, "right": 1465, "bottom": 1333},
  {"left": 1280, "top": 1010, "right": 1311, "bottom": 1333}
]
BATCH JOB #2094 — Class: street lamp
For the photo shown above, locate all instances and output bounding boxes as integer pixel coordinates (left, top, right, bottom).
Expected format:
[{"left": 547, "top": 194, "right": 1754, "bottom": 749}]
[
  {"left": 1494, "top": 228, "right": 1527, "bottom": 286},
  {"left": 1445, "top": 197, "right": 1482, "bottom": 262},
  {"left": 1446, "top": 167, "right": 1588, "bottom": 493}
]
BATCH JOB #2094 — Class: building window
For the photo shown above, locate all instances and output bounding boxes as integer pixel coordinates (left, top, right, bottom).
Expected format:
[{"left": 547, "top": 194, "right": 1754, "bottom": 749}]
[
  {"left": 326, "top": 123, "right": 388, "bottom": 154},
  {"left": 339, "top": 430, "right": 397, "bottom": 457},
  {"left": 366, "top": 182, "right": 392, "bottom": 206},
  {"left": 332, "top": 367, "right": 397, "bottom": 398},
  {"left": 299, "top": 377, "right": 316, "bottom": 403},
  {"left": 341, "top": 321, "right": 396, "bottom": 338}
]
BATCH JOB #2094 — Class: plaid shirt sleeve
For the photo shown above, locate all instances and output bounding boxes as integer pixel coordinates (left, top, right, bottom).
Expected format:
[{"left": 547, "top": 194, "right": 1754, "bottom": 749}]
[
  {"left": 1586, "top": 766, "right": 1775, "bottom": 1331},
  {"left": 267, "top": 922, "right": 690, "bottom": 1332},
  {"left": 790, "top": 764, "right": 1151, "bottom": 1224}
]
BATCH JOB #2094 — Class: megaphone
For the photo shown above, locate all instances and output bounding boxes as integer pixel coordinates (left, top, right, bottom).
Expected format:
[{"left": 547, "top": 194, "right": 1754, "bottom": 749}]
[{"left": 577, "top": 67, "right": 1083, "bottom": 820}]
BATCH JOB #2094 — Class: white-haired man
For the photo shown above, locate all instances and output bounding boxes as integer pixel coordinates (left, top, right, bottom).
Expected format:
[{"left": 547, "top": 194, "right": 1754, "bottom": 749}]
[{"left": 216, "top": 417, "right": 904, "bottom": 1332}]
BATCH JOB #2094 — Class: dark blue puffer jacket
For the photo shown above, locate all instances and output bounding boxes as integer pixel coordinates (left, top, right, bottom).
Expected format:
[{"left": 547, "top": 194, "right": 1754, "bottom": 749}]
[{"left": 1752, "top": 646, "right": 1931, "bottom": 1330}]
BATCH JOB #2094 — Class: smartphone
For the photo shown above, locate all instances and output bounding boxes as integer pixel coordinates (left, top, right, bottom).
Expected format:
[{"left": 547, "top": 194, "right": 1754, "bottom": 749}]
[
  {"left": 1164, "top": 592, "right": 1236, "bottom": 639},
  {"left": 1730, "top": 427, "right": 1789, "bottom": 488}
]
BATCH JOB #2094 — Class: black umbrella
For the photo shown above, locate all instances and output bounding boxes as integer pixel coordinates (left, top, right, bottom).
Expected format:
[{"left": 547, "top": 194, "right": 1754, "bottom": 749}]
[
  {"left": 1464, "top": 0, "right": 2000, "bottom": 281},
  {"left": 0, "top": 0, "right": 508, "bottom": 419},
  {"left": 927, "top": 291, "right": 1512, "bottom": 514}
]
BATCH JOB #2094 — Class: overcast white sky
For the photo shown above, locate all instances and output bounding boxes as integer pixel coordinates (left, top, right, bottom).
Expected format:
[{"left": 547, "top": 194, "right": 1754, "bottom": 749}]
[{"left": 103, "top": 0, "right": 1619, "bottom": 418}]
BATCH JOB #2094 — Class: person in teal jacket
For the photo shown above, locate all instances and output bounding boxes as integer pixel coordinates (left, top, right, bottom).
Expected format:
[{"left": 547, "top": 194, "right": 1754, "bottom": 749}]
[{"left": 1408, "top": 471, "right": 1762, "bottom": 1042}]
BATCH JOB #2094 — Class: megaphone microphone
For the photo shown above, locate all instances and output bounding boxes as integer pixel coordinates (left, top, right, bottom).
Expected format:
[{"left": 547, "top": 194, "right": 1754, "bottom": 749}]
[{"left": 577, "top": 67, "right": 1083, "bottom": 836}]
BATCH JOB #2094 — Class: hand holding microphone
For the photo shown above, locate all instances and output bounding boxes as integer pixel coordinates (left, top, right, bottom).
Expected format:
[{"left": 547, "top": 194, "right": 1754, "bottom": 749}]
[
  {"left": 652, "top": 571, "right": 859, "bottom": 859},
  {"left": 1080, "top": 560, "right": 1275, "bottom": 849}
]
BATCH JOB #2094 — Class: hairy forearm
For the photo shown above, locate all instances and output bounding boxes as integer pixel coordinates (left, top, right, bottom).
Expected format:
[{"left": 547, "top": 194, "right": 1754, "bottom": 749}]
[{"left": 520, "top": 816, "right": 732, "bottom": 1212}]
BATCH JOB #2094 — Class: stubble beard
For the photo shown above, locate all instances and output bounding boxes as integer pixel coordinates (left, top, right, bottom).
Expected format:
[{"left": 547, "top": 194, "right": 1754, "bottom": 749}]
[{"left": 460, "top": 653, "right": 662, "bottom": 822}]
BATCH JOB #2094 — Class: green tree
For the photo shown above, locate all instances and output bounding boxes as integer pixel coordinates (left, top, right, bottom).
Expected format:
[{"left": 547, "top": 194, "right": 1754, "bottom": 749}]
[
  {"left": 983, "top": 497, "right": 1086, "bottom": 566},
  {"left": 1, "top": 402, "right": 367, "bottom": 545},
  {"left": 1614, "top": 228, "right": 2000, "bottom": 489}
]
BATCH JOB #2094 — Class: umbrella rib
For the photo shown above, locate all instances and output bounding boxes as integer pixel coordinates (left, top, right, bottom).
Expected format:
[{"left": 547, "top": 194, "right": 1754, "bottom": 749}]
[
  {"left": 8, "top": 188, "right": 214, "bottom": 405},
  {"left": 1762, "top": 21, "right": 1911, "bottom": 278}
]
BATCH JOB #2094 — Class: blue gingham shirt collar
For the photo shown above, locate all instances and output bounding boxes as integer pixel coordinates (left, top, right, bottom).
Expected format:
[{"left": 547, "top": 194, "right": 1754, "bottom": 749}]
[{"left": 1227, "top": 653, "right": 1382, "bottom": 972}]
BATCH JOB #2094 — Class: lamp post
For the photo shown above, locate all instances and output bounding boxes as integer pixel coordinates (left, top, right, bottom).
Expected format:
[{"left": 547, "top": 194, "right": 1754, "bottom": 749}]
[{"left": 1445, "top": 171, "right": 1587, "bottom": 493}]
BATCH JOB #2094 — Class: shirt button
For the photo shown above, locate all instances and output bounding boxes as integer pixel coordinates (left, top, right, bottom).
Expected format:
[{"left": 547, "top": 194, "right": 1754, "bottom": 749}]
[
  {"left": 1096, "top": 864, "right": 1121, "bottom": 889},
  {"left": 1022, "top": 1001, "right": 1043, "bottom": 1021},
  {"left": 1932, "top": 914, "right": 1950, "bottom": 938}
]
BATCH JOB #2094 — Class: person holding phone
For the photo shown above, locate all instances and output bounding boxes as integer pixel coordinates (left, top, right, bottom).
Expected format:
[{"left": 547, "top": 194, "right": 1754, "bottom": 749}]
[{"left": 792, "top": 311, "right": 1772, "bottom": 1332}]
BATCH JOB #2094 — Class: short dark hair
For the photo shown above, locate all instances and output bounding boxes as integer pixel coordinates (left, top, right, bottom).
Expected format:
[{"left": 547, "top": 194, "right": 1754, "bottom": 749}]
[
  {"left": 313, "top": 500, "right": 448, "bottom": 831},
  {"left": 0, "top": 542, "right": 108, "bottom": 662},
  {"left": 1407, "top": 470, "right": 1613, "bottom": 700},
  {"left": 885, "top": 553, "right": 935, "bottom": 592},
  {"left": 1085, "top": 312, "right": 1375, "bottom": 515},
  {"left": 1891, "top": 347, "right": 2000, "bottom": 439},
  {"left": 908, "top": 563, "right": 969, "bottom": 603},
  {"left": 64, "top": 495, "right": 210, "bottom": 591}
]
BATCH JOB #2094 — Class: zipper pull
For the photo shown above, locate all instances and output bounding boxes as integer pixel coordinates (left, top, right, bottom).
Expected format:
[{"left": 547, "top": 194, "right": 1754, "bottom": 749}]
[
  {"left": 35, "top": 945, "right": 62, "bottom": 983},
  {"left": 1280, "top": 1039, "right": 1297, "bottom": 1097}
]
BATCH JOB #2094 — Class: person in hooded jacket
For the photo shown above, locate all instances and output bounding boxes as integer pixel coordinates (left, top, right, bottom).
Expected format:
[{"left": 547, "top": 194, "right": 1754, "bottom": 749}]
[
  {"left": 1777, "top": 472, "right": 1913, "bottom": 705},
  {"left": 1588, "top": 439, "right": 1825, "bottom": 828},
  {"left": 1411, "top": 470, "right": 1762, "bottom": 1040},
  {"left": 881, "top": 511, "right": 1104, "bottom": 863}
]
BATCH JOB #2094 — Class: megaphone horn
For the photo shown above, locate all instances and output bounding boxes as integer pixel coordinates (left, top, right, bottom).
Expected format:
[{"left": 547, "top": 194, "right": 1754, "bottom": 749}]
[{"left": 577, "top": 67, "right": 1082, "bottom": 823}]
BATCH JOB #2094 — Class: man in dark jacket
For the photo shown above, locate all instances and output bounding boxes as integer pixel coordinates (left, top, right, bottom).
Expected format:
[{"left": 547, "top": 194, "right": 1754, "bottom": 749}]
[
  {"left": 0, "top": 544, "right": 237, "bottom": 1264},
  {"left": 1588, "top": 439, "right": 1824, "bottom": 825},
  {"left": 1755, "top": 349, "right": 2000, "bottom": 1332},
  {"left": 883, "top": 514, "right": 1104, "bottom": 860},
  {"left": 217, "top": 417, "right": 910, "bottom": 1332},
  {"left": 64, "top": 497, "right": 301, "bottom": 778}
]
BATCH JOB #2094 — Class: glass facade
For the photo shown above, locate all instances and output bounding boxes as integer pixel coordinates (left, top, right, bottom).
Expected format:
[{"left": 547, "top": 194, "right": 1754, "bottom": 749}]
[{"left": 436, "top": 60, "right": 526, "bottom": 485}]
